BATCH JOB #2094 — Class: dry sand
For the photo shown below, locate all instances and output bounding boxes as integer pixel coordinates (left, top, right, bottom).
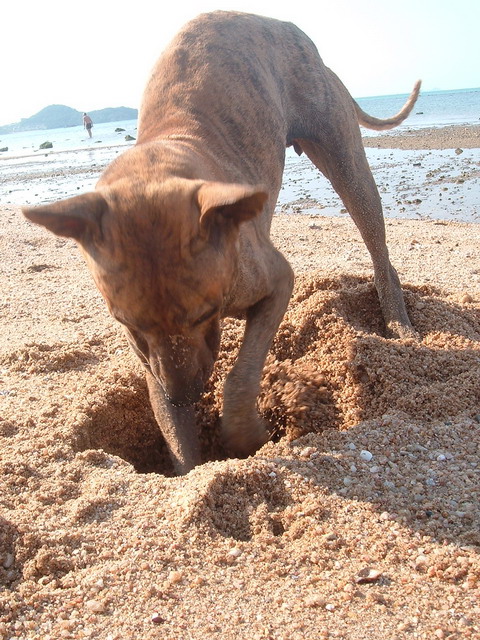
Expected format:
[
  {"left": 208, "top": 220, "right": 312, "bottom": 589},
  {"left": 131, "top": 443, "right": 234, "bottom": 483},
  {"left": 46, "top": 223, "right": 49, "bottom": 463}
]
[{"left": 1, "top": 126, "right": 479, "bottom": 639}]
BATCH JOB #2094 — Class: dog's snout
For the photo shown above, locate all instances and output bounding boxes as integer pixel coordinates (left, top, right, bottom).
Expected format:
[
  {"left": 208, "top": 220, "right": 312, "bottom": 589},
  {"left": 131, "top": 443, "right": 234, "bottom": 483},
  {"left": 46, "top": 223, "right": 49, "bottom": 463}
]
[
  {"left": 149, "top": 353, "right": 205, "bottom": 406},
  {"left": 164, "top": 376, "right": 204, "bottom": 406}
]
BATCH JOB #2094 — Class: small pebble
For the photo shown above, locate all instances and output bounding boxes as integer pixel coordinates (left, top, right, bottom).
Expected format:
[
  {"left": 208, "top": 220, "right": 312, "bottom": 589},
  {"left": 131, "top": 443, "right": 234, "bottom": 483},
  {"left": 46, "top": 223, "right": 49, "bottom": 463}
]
[
  {"left": 151, "top": 613, "right": 164, "bottom": 624},
  {"left": 380, "top": 511, "right": 396, "bottom": 521},
  {"left": 2, "top": 553, "right": 14, "bottom": 569},
  {"left": 305, "top": 595, "right": 325, "bottom": 608},
  {"left": 299, "top": 446, "right": 316, "bottom": 458},
  {"left": 228, "top": 547, "right": 243, "bottom": 558},
  {"left": 414, "top": 555, "right": 429, "bottom": 570},
  {"left": 168, "top": 570, "right": 183, "bottom": 584},
  {"left": 360, "top": 450, "right": 373, "bottom": 462},
  {"left": 85, "top": 599, "right": 105, "bottom": 613},
  {"left": 356, "top": 567, "right": 382, "bottom": 584}
]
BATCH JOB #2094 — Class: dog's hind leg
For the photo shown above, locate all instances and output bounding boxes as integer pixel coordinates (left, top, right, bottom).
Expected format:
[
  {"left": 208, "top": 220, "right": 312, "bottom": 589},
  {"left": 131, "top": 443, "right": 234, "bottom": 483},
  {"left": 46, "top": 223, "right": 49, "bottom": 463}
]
[{"left": 296, "top": 132, "right": 414, "bottom": 338}]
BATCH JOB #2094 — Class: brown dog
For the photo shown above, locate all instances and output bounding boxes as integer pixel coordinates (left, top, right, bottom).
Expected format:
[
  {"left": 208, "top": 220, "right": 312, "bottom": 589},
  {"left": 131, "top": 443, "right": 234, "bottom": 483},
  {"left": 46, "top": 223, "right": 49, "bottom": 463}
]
[{"left": 23, "top": 12, "right": 420, "bottom": 474}]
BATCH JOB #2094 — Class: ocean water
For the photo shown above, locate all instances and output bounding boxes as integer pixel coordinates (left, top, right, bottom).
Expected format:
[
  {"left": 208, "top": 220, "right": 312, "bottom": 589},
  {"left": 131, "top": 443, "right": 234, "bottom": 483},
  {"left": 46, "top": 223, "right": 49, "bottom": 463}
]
[
  {"left": 0, "top": 88, "right": 479, "bottom": 217},
  {"left": 357, "top": 87, "right": 480, "bottom": 131},
  {"left": 0, "top": 119, "right": 138, "bottom": 159}
]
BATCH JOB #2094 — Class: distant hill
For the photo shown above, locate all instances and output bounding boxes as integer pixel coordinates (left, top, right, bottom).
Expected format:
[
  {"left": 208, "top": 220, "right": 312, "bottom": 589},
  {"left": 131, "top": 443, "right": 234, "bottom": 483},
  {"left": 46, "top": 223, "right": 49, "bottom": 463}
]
[{"left": 0, "top": 105, "right": 138, "bottom": 133}]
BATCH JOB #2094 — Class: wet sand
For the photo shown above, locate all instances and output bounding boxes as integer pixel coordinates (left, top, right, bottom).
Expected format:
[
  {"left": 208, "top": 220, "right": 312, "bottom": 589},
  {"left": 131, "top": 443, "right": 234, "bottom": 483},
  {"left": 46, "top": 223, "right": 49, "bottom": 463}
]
[
  {"left": 363, "top": 124, "right": 480, "bottom": 150},
  {"left": 0, "top": 125, "right": 479, "bottom": 639},
  {"left": 1, "top": 125, "right": 479, "bottom": 222}
]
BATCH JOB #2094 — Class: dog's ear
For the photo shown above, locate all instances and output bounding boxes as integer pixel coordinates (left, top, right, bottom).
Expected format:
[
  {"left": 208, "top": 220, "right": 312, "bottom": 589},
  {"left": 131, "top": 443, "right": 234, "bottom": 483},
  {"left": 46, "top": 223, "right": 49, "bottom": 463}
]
[
  {"left": 23, "top": 192, "right": 108, "bottom": 242},
  {"left": 196, "top": 182, "right": 268, "bottom": 228}
]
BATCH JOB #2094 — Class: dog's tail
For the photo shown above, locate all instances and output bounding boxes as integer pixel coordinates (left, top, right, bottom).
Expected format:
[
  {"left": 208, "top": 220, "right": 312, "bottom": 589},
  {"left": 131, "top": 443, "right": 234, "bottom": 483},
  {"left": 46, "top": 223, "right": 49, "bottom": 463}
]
[{"left": 354, "top": 80, "right": 422, "bottom": 131}]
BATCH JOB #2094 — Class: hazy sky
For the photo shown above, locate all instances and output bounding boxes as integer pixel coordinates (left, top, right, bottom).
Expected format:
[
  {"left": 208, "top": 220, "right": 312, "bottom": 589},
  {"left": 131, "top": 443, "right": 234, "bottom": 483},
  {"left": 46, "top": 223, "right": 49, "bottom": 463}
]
[{"left": 2, "top": 0, "right": 478, "bottom": 125}]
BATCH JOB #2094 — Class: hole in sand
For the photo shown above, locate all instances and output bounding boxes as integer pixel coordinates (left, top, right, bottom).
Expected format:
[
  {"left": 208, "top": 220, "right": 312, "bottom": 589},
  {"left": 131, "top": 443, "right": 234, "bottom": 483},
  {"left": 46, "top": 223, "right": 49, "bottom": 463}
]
[
  {"left": 70, "top": 374, "right": 175, "bottom": 475},
  {"left": 70, "top": 370, "right": 227, "bottom": 476}
]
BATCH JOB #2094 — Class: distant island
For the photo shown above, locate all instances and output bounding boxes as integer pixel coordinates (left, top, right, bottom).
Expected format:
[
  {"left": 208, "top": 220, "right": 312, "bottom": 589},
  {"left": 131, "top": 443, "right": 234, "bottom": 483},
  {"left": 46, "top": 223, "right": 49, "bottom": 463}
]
[{"left": 0, "top": 105, "right": 138, "bottom": 134}]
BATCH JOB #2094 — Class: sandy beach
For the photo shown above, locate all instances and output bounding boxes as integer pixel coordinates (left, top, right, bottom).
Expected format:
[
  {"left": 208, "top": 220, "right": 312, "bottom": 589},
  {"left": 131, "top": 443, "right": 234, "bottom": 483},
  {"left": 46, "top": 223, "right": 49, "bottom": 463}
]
[{"left": 1, "top": 125, "right": 479, "bottom": 639}]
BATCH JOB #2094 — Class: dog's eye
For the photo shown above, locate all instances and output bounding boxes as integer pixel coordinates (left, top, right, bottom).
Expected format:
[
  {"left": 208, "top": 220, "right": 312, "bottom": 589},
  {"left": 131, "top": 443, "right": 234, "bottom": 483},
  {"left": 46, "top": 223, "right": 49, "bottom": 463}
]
[
  {"left": 125, "top": 328, "right": 149, "bottom": 360},
  {"left": 193, "top": 308, "right": 218, "bottom": 327}
]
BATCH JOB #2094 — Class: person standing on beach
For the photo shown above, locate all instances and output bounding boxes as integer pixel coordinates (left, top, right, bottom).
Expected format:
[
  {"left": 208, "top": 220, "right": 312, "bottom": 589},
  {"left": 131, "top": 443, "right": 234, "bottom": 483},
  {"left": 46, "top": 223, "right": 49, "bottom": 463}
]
[{"left": 83, "top": 113, "right": 93, "bottom": 138}]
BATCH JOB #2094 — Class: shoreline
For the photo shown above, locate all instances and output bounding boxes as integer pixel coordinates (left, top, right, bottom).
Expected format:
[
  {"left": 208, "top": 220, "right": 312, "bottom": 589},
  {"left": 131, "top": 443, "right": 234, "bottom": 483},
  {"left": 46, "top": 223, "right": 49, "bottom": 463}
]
[
  {"left": 1, "top": 122, "right": 479, "bottom": 160},
  {"left": 0, "top": 140, "right": 133, "bottom": 163},
  {"left": 363, "top": 124, "right": 480, "bottom": 150}
]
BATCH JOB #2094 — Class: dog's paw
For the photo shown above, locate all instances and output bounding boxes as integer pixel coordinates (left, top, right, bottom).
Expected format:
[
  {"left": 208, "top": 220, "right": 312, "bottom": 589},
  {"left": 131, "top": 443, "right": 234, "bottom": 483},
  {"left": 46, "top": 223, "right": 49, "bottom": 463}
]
[
  {"left": 386, "top": 321, "right": 419, "bottom": 341},
  {"left": 221, "top": 415, "right": 269, "bottom": 458}
]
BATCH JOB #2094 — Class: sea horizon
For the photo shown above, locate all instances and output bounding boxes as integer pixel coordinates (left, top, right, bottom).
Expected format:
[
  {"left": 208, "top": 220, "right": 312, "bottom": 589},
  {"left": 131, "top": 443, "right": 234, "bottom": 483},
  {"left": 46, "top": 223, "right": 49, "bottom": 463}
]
[{"left": 355, "top": 86, "right": 480, "bottom": 100}]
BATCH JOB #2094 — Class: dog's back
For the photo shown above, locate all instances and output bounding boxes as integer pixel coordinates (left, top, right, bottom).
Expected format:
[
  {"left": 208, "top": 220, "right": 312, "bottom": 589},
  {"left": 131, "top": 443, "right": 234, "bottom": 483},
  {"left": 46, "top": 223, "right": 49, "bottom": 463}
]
[{"left": 137, "top": 12, "right": 323, "bottom": 171}]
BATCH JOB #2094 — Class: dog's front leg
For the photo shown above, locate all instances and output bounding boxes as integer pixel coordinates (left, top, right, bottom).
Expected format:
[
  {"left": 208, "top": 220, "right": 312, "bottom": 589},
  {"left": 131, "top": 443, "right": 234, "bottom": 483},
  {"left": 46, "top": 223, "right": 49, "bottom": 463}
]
[
  {"left": 222, "top": 254, "right": 294, "bottom": 457},
  {"left": 145, "top": 371, "right": 201, "bottom": 475}
]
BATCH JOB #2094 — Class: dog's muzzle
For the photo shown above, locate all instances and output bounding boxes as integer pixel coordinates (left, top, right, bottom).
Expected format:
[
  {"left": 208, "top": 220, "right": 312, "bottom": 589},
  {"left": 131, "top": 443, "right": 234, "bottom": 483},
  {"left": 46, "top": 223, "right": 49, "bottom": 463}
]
[{"left": 162, "top": 376, "right": 204, "bottom": 407}]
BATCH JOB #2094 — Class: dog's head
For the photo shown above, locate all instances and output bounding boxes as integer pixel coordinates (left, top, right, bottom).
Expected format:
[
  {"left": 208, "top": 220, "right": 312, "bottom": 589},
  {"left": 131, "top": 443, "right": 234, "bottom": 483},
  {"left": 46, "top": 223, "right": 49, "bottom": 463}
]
[{"left": 23, "top": 178, "right": 267, "bottom": 405}]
